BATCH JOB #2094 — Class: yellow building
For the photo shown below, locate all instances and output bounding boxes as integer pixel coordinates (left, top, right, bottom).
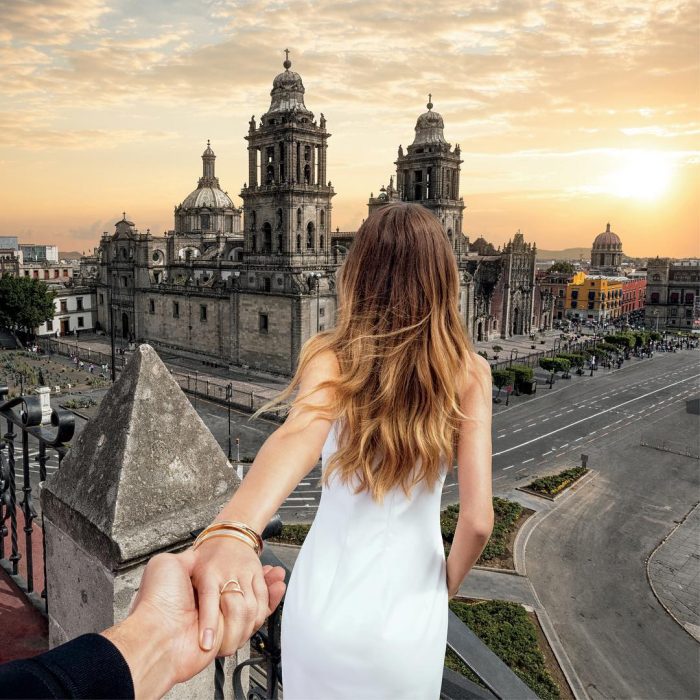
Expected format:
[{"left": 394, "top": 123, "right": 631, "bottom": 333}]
[{"left": 565, "top": 272, "right": 625, "bottom": 323}]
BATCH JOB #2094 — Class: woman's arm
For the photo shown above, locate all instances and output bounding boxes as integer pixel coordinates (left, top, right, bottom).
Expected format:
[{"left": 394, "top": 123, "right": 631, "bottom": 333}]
[
  {"left": 214, "top": 348, "right": 339, "bottom": 532},
  {"left": 446, "top": 353, "right": 495, "bottom": 598},
  {"left": 191, "top": 349, "right": 340, "bottom": 656}
]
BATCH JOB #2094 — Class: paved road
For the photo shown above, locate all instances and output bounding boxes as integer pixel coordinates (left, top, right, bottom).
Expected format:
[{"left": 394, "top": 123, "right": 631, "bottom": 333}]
[
  {"left": 11, "top": 349, "right": 698, "bottom": 521},
  {"left": 523, "top": 388, "right": 699, "bottom": 700},
  {"left": 266, "top": 349, "right": 699, "bottom": 521}
]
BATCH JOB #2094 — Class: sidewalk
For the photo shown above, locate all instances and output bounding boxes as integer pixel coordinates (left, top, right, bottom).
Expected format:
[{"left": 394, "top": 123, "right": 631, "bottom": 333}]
[{"left": 647, "top": 501, "right": 700, "bottom": 642}]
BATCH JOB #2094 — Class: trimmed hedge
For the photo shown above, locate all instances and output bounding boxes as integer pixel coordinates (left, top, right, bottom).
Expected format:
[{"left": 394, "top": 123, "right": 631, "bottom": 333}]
[
  {"left": 510, "top": 364, "right": 534, "bottom": 385},
  {"left": 492, "top": 369, "right": 515, "bottom": 390},
  {"left": 445, "top": 599, "right": 561, "bottom": 699},
  {"left": 441, "top": 497, "right": 522, "bottom": 562},
  {"left": 526, "top": 466, "right": 588, "bottom": 496}
]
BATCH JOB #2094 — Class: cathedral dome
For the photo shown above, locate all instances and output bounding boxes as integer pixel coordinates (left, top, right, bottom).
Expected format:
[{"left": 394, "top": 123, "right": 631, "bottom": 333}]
[
  {"left": 181, "top": 186, "right": 233, "bottom": 210},
  {"left": 593, "top": 223, "right": 622, "bottom": 248},
  {"left": 412, "top": 95, "right": 447, "bottom": 146},
  {"left": 178, "top": 141, "right": 235, "bottom": 211}
]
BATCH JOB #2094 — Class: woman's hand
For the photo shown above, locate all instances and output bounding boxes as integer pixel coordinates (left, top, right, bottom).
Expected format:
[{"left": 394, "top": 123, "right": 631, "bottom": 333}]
[{"left": 191, "top": 536, "right": 282, "bottom": 656}]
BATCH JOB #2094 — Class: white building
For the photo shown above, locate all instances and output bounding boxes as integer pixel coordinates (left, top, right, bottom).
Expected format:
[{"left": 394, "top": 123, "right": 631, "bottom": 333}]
[{"left": 36, "top": 286, "right": 97, "bottom": 337}]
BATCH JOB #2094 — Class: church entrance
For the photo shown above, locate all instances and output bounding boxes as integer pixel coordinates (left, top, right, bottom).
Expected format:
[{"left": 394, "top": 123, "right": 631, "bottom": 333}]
[
  {"left": 121, "top": 312, "right": 130, "bottom": 340},
  {"left": 511, "top": 308, "right": 520, "bottom": 336}
]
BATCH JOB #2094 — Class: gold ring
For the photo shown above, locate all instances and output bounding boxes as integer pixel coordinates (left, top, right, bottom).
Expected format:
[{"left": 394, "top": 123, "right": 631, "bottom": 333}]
[{"left": 220, "top": 579, "right": 244, "bottom": 595}]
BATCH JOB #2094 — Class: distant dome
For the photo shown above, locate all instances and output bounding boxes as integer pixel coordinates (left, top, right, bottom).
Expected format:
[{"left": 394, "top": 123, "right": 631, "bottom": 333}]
[
  {"left": 593, "top": 223, "right": 622, "bottom": 249},
  {"left": 412, "top": 95, "right": 447, "bottom": 146},
  {"left": 181, "top": 186, "right": 233, "bottom": 210}
]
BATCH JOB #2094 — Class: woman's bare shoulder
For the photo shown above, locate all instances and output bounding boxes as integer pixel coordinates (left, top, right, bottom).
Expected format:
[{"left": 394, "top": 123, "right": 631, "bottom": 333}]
[{"left": 457, "top": 351, "right": 492, "bottom": 397}]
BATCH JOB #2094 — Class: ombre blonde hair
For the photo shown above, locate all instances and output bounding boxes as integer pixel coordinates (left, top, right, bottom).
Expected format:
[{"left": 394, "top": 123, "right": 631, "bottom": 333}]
[{"left": 251, "top": 202, "right": 475, "bottom": 503}]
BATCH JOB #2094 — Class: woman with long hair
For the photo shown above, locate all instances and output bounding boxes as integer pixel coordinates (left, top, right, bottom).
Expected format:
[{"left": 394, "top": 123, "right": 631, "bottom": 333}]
[{"left": 190, "top": 202, "right": 494, "bottom": 698}]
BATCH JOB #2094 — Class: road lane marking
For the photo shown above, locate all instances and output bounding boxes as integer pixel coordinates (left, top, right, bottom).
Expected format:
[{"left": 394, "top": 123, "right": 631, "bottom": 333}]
[
  {"left": 286, "top": 497, "right": 316, "bottom": 501},
  {"left": 513, "top": 428, "right": 522, "bottom": 433},
  {"left": 574, "top": 436, "right": 584, "bottom": 441},
  {"left": 522, "top": 458, "right": 534, "bottom": 464},
  {"left": 503, "top": 465, "right": 516, "bottom": 470},
  {"left": 542, "top": 450, "right": 553, "bottom": 456},
  {"left": 527, "top": 423, "right": 536, "bottom": 427},
  {"left": 493, "top": 373, "right": 700, "bottom": 457}
]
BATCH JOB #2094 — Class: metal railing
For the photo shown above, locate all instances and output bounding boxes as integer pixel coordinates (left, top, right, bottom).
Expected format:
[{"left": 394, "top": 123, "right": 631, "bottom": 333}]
[
  {"left": 0, "top": 387, "right": 75, "bottom": 612},
  {"left": 489, "top": 337, "right": 599, "bottom": 372},
  {"left": 225, "top": 519, "right": 538, "bottom": 700},
  {"left": 36, "top": 337, "right": 127, "bottom": 375}
]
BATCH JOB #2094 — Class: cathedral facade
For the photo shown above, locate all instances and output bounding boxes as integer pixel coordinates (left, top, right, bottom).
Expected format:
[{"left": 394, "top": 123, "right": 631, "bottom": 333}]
[{"left": 89, "top": 54, "right": 537, "bottom": 376}]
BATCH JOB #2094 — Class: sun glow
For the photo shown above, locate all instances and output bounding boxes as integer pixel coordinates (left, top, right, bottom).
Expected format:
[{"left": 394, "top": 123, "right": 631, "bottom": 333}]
[{"left": 600, "top": 150, "right": 676, "bottom": 201}]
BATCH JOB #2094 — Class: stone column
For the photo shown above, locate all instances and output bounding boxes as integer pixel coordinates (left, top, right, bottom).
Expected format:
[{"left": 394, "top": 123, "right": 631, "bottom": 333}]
[
  {"left": 35, "top": 386, "right": 52, "bottom": 424},
  {"left": 41, "top": 344, "right": 248, "bottom": 699}
]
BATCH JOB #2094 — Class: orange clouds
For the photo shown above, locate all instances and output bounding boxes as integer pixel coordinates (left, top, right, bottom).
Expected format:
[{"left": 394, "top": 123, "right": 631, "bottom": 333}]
[{"left": 0, "top": 0, "right": 697, "bottom": 257}]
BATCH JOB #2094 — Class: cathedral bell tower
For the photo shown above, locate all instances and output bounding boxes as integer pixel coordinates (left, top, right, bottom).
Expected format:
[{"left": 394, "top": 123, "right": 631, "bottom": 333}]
[
  {"left": 395, "top": 96, "right": 466, "bottom": 257},
  {"left": 240, "top": 50, "right": 336, "bottom": 264}
]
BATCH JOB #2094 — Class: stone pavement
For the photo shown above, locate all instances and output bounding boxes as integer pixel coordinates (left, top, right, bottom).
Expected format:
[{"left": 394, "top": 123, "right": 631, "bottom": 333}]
[{"left": 647, "top": 500, "right": 700, "bottom": 642}]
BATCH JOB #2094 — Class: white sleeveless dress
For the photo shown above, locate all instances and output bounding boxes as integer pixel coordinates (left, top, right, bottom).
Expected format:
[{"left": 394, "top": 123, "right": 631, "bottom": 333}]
[{"left": 280, "top": 418, "right": 449, "bottom": 699}]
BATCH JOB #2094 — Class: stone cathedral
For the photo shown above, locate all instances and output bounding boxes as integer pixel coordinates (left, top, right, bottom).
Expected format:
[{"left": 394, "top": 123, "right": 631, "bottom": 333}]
[{"left": 88, "top": 54, "right": 539, "bottom": 376}]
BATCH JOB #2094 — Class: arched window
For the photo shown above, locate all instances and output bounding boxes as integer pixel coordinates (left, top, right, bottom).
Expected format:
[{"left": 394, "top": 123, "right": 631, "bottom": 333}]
[
  {"left": 320, "top": 210, "right": 325, "bottom": 229},
  {"left": 250, "top": 211, "right": 256, "bottom": 229},
  {"left": 201, "top": 213, "right": 210, "bottom": 230},
  {"left": 296, "top": 234, "right": 301, "bottom": 251},
  {"left": 276, "top": 208, "right": 283, "bottom": 228},
  {"left": 252, "top": 234, "right": 257, "bottom": 251},
  {"left": 263, "top": 222, "right": 272, "bottom": 253},
  {"left": 307, "top": 221, "right": 314, "bottom": 249},
  {"left": 277, "top": 234, "right": 283, "bottom": 252},
  {"left": 266, "top": 163, "right": 274, "bottom": 185},
  {"left": 304, "top": 164, "right": 311, "bottom": 184},
  {"left": 320, "top": 234, "right": 324, "bottom": 249},
  {"left": 304, "top": 145, "right": 311, "bottom": 161},
  {"left": 296, "top": 208, "right": 302, "bottom": 228}
]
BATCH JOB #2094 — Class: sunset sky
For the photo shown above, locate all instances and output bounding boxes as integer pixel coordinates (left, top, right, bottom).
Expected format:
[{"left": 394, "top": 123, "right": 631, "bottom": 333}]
[{"left": 1, "top": 0, "right": 698, "bottom": 258}]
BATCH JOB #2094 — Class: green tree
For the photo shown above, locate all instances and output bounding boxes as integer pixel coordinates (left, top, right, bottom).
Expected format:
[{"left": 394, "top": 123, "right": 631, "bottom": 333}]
[
  {"left": 0, "top": 274, "right": 56, "bottom": 335},
  {"left": 491, "top": 369, "right": 515, "bottom": 401},
  {"left": 546, "top": 261, "right": 575, "bottom": 276}
]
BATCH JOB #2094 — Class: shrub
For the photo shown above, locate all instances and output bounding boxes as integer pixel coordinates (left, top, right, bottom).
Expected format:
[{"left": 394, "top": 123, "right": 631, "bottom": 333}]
[
  {"left": 527, "top": 466, "right": 588, "bottom": 496},
  {"left": 540, "top": 357, "right": 570, "bottom": 374},
  {"left": 556, "top": 352, "right": 585, "bottom": 368},
  {"left": 268, "top": 523, "right": 311, "bottom": 545},
  {"left": 491, "top": 345, "right": 503, "bottom": 353},
  {"left": 491, "top": 369, "right": 515, "bottom": 390},
  {"left": 477, "top": 350, "right": 488, "bottom": 360},
  {"left": 446, "top": 600, "right": 560, "bottom": 699},
  {"left": 510, "top": 364, "right": 534, "bottom": 386}
]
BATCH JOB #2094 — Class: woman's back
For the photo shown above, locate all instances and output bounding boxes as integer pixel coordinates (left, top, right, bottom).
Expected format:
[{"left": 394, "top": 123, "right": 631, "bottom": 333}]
[{"left": 280, "top": 418, "right": 450, "bottom": 699}]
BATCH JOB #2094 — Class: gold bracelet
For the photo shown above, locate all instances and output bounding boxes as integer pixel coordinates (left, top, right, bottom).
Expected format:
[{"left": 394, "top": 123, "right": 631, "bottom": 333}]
[
  {"left": 205, "top": 520, "right": 264, "bottom": 553},
  {"left": 193, "top": 529, "right": 261, "bottom": 556}
]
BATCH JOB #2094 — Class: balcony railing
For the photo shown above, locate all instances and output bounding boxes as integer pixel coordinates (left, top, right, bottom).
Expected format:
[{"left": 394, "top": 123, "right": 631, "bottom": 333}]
[
  {"left": 0, "top": 387, "right": 75, "bottom": 612},
  {"left": 228, "top": 520, "right": 537, "bottom": 700}
]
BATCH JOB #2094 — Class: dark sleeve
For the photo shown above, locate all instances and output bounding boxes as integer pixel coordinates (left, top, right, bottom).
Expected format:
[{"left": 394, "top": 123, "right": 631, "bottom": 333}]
[{"left": 0, "top": 633, "right": 134, "bottom": 699}]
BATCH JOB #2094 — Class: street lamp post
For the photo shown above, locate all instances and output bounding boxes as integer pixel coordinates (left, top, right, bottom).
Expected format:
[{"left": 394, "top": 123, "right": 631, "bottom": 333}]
[
  {"left": 312, "top": 272, "right": 322, "bottom": 332},
  {"left": 109, "top": 290, "right": 116, "bottom": 383},
  {"left": 226, "top": 383, "right": 232, "bottom": 461},
  {"left": 509, "top": 349, "right": 519, "bottom": 368}
]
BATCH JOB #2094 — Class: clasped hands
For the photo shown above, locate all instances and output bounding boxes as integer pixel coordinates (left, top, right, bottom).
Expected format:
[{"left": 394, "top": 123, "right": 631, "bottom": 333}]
[{"left": 105, "top": 537, "right": 285, "bottom": 698}]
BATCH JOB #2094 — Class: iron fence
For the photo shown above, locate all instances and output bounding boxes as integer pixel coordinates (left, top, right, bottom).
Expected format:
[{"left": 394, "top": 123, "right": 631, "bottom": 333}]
[
  {"left": 489, "top": 338, "right": 599, "bottom": 372},
  {"left": 0, "top": 386, "right": 75, "bottom": 613}
]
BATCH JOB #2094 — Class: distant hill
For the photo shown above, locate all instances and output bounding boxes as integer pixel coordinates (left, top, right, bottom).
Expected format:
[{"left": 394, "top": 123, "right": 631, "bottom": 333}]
[
  {"left": 59, "top": 251, "right": 82, "bottom": 260},
  {"left": 536, "top": 248, "right": 590, "bottom": 261}
]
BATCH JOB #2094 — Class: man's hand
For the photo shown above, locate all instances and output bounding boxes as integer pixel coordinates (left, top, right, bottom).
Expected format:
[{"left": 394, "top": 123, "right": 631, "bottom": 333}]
[{"left": 102, "top": 550, "right": 286, "bottom": 699}]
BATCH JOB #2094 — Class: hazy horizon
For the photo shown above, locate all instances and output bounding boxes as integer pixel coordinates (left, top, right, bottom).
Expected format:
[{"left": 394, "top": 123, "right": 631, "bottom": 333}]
[{"left": 1, "top": 1, "right": 698, "bottom": 258}]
